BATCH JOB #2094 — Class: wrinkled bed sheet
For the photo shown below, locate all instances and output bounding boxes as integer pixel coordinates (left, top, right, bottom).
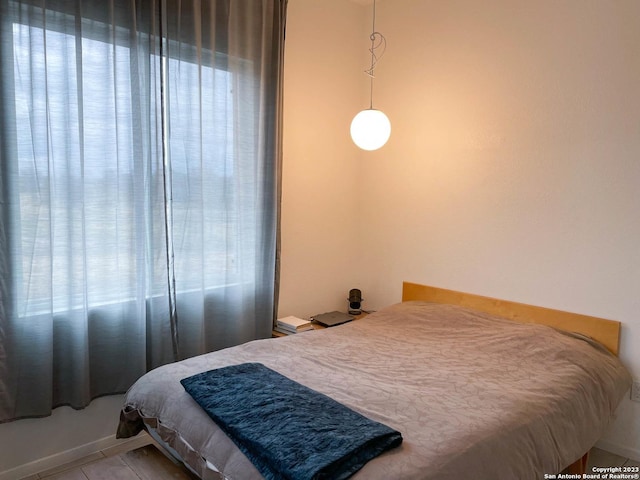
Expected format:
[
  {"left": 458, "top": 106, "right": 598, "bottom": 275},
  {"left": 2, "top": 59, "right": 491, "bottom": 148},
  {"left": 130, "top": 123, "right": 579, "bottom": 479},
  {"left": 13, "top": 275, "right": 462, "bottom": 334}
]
[{"left": 118, "top": 302, "right": 631, "bottom": 480}]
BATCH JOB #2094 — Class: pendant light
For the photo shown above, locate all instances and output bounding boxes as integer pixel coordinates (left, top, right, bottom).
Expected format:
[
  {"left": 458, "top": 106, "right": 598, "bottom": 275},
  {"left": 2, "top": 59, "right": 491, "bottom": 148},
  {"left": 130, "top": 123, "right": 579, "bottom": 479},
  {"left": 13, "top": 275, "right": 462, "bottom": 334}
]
[{"left": 350, "top": 0, "right": 390, "bottom": 151}]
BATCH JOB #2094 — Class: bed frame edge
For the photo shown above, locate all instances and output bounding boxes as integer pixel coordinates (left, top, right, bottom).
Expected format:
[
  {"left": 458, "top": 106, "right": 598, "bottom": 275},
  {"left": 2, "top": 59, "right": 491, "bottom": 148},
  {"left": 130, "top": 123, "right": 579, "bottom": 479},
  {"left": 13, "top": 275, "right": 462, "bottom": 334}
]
[{"left": 401, "top": 281, "right": 621, "bottom": 356}]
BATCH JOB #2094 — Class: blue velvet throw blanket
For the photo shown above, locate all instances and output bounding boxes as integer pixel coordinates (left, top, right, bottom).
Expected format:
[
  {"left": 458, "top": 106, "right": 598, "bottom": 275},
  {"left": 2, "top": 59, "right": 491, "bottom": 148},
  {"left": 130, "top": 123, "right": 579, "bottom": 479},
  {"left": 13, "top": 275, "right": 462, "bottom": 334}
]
[{"left": 180, "top": 363, "right": 402, "bottom": 480}]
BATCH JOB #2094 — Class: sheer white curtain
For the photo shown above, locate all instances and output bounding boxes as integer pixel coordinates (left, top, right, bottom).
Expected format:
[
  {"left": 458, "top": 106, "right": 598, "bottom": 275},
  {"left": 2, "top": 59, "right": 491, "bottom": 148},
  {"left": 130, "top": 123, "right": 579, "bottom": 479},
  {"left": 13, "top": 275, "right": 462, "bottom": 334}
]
[{"left": 0, "top": 0, "right": 285, "bottom": 422}]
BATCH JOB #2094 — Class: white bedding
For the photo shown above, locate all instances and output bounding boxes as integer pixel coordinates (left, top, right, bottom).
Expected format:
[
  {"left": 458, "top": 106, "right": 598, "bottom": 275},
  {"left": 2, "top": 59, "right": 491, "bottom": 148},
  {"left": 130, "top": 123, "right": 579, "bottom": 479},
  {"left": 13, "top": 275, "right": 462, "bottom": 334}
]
[{"left": 118, "top": 302, "right": 632, "bottom": 479}]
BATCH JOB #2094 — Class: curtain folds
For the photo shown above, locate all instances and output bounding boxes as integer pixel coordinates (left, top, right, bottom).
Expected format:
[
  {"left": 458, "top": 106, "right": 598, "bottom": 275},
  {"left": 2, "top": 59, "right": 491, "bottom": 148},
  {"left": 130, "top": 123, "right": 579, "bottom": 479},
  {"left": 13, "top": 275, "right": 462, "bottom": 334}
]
[{"left": 0, "top": 0, "right": 286, "bottom": 423}]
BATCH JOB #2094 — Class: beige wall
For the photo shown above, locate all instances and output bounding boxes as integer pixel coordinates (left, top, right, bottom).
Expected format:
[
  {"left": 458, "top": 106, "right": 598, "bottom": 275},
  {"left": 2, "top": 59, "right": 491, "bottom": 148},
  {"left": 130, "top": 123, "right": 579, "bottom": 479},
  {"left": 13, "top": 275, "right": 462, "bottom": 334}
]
[
  {"left": 282, "top": 0, "right": 640, "bottom": 460},
  {"left": 278, "top": 0, "right": 369, "bottom": 318}
]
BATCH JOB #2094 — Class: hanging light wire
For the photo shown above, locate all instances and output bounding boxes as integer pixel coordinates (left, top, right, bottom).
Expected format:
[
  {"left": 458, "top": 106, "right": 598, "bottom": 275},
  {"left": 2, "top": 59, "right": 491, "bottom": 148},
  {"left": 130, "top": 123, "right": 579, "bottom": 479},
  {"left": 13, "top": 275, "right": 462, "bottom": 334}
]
[
  {"left": 364, "top": 0, "right": 386, "bottom": 109},
  {"left": 350, "top": 0, "right": 391, "bottom": 151}
]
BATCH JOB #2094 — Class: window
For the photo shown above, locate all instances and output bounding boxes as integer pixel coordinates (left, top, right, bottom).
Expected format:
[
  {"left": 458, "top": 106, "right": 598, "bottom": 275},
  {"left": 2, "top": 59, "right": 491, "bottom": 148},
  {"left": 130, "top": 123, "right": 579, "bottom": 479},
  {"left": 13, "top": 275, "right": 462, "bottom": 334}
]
[
  {"left": 11, "top": 13, "right": 254, "bottom": 316},
  {"left": 0, "top": 0, "right": 284, "bottom": 423}
]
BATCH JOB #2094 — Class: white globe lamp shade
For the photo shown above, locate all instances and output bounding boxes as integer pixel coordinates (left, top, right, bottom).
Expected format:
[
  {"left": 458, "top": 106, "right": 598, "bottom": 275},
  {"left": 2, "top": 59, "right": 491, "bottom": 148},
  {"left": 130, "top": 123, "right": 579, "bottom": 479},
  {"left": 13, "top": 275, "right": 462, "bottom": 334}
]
[{"left": 350, "top": 109, "right": 391, "bottom": 151}]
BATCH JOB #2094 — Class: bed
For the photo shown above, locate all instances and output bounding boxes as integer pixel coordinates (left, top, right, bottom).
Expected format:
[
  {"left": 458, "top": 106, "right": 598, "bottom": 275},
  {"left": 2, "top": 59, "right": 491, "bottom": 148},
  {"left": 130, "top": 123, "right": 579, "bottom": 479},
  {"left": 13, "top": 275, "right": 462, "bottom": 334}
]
[{"left": 117, "top": 282, "right": 632, "bottom": 479}]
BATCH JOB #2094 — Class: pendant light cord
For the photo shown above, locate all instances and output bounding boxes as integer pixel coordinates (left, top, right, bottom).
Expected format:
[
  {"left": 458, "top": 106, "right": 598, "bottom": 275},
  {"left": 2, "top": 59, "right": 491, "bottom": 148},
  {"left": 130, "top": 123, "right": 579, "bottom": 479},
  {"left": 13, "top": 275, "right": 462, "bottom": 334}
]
[
  {"left": 350, "top": 0, "right": 391, "bottom": 151},
  {"left": 364, "top": 0, "right": 386, "bottom": 110}
]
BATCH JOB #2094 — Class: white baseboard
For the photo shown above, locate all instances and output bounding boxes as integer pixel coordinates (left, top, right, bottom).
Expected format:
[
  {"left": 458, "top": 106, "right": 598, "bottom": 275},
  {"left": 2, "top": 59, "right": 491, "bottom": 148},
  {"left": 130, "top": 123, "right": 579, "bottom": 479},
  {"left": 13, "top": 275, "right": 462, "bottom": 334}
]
[
  {"left": 596, "top": 438, "right": 640, "bottom": 463},
  {"left": 0, "top": 434, "right": 144, "bottom": 480}
]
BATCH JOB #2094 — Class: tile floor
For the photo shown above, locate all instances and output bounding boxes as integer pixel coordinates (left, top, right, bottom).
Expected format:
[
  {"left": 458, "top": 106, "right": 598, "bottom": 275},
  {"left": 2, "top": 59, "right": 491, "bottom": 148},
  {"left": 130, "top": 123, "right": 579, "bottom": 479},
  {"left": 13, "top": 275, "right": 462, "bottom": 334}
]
[
  {"left": 17, "top": 433, "right": 197, "bottom": 480},
  {"left": 588, "top": 447, "right": 640, "bottom": 469}
]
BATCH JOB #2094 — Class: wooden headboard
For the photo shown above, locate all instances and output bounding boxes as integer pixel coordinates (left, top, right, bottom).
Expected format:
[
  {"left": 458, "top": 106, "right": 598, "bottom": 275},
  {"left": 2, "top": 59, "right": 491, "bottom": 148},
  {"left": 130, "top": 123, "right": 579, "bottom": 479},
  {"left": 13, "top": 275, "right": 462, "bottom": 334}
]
[{"left": 402, "top": 282, "right": 622, "bottom": 356}]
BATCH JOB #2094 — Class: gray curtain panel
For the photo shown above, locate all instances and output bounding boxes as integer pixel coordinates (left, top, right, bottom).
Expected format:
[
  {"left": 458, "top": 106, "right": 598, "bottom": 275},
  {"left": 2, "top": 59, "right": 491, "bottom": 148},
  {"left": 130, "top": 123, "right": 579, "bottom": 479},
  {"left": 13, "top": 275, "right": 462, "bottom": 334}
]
[{"left": 0, "top": 0, "right": 286, "bottom": 423}]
